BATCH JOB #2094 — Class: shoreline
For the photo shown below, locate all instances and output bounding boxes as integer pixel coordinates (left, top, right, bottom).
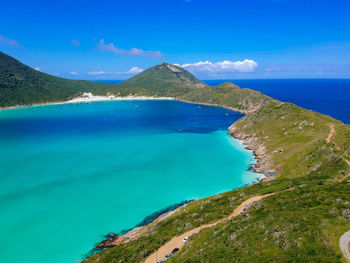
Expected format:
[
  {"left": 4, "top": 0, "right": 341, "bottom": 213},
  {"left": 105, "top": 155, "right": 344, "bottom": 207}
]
[
  {"left": 87, "top": 145, "right": 269, "bottom": 260},
  {"left": 177, "top": 99, "right": 254, "bottom": 114},
  {"left": 0, "top": 94, "right": 256, "bottom": 114},
  {"left": 228, "top": 124, "right": 275, "bottom": 181},
  {"left": 1, "top": 93, "right": 274, "bottom": 257},
  {"left": 0, "top": 93, "right": 175, "bottom": 111},
  {"left": 91, "top": 201, "right": 193, "bottom": 252},
  {"left": 87, "top": 130, "right": 270, "bottom": 257}
]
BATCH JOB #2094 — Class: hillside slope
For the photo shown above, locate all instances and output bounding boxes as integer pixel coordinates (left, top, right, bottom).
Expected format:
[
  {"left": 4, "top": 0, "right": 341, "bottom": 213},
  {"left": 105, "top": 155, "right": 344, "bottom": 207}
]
[
  {"left": 0, "top": 52, "right": 110, "bottom": 107},
  {"left": 111, "top": 62, "right": 207, "bottom": 97},
  {"left": 179, "top": 82, "right": 275, "bottom": 113}
]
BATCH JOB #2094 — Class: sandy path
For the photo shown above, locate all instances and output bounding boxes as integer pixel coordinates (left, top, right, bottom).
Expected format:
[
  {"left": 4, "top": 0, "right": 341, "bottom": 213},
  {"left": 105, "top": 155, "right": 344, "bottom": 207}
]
[
  {"left": 327, "top": 124, "right": 350, "bottom": 181},
  {"left": 327, "top": 123, "right": 336, "bottom": 144},
  {"left": 143, "top": 193, "right": 274, "bottom": 263},
  {"left": 340, "top": 231, "right": 350, "bottom": 262}
]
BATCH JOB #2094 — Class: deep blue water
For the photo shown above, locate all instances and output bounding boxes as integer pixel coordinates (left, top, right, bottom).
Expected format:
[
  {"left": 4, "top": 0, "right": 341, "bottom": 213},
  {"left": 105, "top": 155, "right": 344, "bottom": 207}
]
[
  {"left": 99, "top": 79, "right": 350, "bottom": 124},
  {"left": 0, "top": 100, "right": 242, "bottom": 139},
  {"left": 205, "top": 79, "right": 350, "bottom": 124}
]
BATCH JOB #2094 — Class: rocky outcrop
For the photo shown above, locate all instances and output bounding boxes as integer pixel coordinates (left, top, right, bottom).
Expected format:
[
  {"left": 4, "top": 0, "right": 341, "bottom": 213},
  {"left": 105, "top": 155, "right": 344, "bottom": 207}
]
[
  {"left": 93, "top": 201, "right": 192, "bottom": 251},
  {"left": 228, "top": 124, "right": 276, "bottom": 180}
]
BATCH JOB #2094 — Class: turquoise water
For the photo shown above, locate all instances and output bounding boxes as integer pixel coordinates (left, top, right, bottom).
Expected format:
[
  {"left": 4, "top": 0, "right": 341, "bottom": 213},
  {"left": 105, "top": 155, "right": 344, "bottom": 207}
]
[{"left": 0, "top": 100, "right": 262, "bottom": 263}]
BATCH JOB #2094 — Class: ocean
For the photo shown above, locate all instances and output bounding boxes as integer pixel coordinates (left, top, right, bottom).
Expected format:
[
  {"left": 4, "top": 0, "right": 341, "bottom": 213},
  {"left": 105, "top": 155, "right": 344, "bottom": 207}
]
[
  {"left": 0, "top": 100, "right": 262, "bottom": 263},
  {"left": 204, "top": 79, "right": 350, "bottom": 124}
]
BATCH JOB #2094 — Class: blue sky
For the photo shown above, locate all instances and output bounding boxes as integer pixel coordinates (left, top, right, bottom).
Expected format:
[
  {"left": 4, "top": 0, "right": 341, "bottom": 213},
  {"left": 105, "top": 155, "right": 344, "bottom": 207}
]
[{"left": 1, "top": 0, "right": 350, "bottom": 79}]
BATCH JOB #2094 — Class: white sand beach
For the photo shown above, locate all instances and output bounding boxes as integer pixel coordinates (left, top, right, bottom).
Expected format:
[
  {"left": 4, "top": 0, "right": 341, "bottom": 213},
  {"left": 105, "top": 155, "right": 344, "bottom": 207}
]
[
  {"left": 0, "top": 93, "right": 175, "bottom": 111},
  {"left": 67, "top": 93, "right": 174, "bottom": 104}
]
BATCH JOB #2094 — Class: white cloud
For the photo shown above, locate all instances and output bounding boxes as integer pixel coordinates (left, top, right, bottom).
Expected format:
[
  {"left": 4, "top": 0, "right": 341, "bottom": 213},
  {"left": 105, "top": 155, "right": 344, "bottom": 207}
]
[
  {"left": 97, "top": 39, "right": 164, "bottom": 58},
  {"left": 35, "top": 67, "right": 41, "bottom": 71},
  {"left": 71, "top": 39, "right": 80, "bottom": 47},
  {"left": 179, "top": 59, "right": 258, "bottom": 74},
  {"left": 126, "top": 67, "right": 144, "bottom": 74},
  {"left": 88, "top": 67, "right": 143, "bottom": 76},
  {"left": 88, "top": 71, "right": 108, "bottom": 75},
  {"left": 0, "top": 35, "right": 19, "bottom": 47},
  {"left": 70, "top": 71, "right": 79, "bottom": 75}
]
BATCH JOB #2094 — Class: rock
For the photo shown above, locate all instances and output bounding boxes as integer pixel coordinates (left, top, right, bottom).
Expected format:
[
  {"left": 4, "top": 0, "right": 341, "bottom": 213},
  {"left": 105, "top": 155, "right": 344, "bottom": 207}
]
[
  {"left": 213, "top": 194, "right": 222, "bottom": 200},
  {"left": 342, "top": 209, "right": 350, "bottom": 219},
  {"left": 229, "top": 233, "right": 237, "bottom": 241},
  {"left": 229, "top": 197, "right": 237, "bottom": 203}
]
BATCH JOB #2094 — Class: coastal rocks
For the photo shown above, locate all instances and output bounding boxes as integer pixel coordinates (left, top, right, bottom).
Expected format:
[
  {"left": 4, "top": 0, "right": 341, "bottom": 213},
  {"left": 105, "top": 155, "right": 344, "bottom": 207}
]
[
  {"left": 228, "top": 125, "right": 275, "bottom": 180},
  {"left": 95, "top": 227, "right": 144, "bottom": 249},
  {"left": 94, "top": 201, "right": 192, "bottom": 251}
]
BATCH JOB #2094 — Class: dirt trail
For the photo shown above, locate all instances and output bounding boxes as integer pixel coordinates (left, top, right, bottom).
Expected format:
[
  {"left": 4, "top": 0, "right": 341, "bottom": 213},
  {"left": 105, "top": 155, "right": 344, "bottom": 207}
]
[
  {"left": 327, "top": 123, "right": 336, "bottom": 144},
  {"left": 143, "top": 193, "right": 274, "bottom": 263},
  {"left": 327, "top": 124, "right": 350, "bottom": 182}
]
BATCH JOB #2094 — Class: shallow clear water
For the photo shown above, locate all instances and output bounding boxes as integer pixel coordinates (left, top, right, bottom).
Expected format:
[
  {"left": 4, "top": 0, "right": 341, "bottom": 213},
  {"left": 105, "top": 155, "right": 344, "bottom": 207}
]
[{"left": 0, "top": 100, "right": 262, "bottom": 263}]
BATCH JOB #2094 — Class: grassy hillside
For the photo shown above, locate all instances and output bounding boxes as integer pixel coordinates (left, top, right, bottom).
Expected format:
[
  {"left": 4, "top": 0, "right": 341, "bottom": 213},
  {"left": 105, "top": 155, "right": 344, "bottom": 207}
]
[
  {"left": 179, "top": 82, "right": 274, "bottom": 113},
  {"left": 85, "top": 101, "right": 350, "bottom": 263},
  {"left": 85, "top": 178, "right": 350, "bottom": 263},
  {"left": 230, "top": 102, "right": 349, "bottom": 180},
  {"left": 0, "top": 52, "right": 110, "bottom": 107},
  {"left": 169, "top": 182, "right": 350, "bottom": 263}
]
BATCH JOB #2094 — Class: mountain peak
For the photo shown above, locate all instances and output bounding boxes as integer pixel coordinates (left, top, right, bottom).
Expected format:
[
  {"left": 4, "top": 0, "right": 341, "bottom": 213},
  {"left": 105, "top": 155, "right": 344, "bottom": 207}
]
[{"left": 116, "top": 62, "right": 207, "bottom": 97}]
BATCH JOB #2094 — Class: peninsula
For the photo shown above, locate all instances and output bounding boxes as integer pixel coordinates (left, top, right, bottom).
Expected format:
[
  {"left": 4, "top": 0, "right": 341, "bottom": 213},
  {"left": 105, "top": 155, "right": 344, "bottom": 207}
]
[{"left": 1, "top": 52, "right": 350, "bottom": 262}]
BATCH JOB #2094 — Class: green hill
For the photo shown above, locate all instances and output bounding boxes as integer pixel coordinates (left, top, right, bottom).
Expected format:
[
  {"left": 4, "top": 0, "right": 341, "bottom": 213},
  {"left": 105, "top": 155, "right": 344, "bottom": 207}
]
[
  {"left": 0, "top": 53, "right": 272, "bottom": 113},
  {"left": 0, "top": 51, "right": 110, "bottom": 107},
  {"left": 111, "top": 62, "right": 207, "bottom": 97}
]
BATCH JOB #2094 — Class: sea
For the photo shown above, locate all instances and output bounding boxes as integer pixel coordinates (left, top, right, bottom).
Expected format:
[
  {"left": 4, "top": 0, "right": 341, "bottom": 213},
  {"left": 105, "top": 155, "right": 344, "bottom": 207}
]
[
  {"left": 204, "top": 79, "right": 350, "bottom": 124},
  {"left": 1, "top": 79, "right": 349, "bottom": 263},
  {"left": 0, "top": 100, "right": 262, "bottom": 263}
]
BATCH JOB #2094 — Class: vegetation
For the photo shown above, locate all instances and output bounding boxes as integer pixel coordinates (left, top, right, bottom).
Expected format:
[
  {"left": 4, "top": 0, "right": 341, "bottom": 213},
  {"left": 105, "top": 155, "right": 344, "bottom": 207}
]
[
  {"left": 0, "top": 53, "right": 208, "bottom": 107},
  {"left": 179, "top": 82, "right": 274, "bottom": 113},
  {"left": 170, "top": 183, "right": 350, "bottom": 263},
  {"left": 110, "top": 63, "right": 207, "bottom": 97},
  {"left": 0, "top": 51, "right": 110, "bottom": 107},
  {"left": 232, "top": 102, "right": 349, "bottom": 180},
  {"left": 1, "top": 51, "right": 349, "bottom": 262}
]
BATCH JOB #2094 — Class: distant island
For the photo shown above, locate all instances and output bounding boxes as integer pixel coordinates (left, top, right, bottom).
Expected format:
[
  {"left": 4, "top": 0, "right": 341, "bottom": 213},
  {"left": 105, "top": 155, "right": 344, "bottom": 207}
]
[{"left": 1, "top": 51, "right": 350, "bottom": 262}]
